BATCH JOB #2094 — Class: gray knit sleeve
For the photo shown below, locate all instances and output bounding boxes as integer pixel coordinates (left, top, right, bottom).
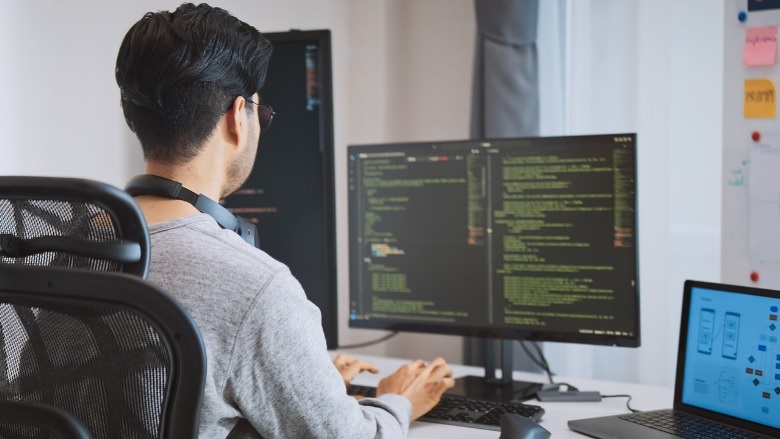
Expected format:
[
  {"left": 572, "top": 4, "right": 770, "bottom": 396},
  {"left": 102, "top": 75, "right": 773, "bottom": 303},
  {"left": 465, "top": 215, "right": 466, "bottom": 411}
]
[{"left": 222, "top": 269, "right": 411, "bottom": 438}]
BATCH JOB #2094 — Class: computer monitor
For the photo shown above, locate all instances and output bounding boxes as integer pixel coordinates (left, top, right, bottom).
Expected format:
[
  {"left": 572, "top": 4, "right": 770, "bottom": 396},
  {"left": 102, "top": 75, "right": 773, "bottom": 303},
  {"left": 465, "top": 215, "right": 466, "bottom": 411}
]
[
  {"left": 223, "top": 30, "right": 338, "bottom": 349},
  {"left": 347, "top": 134, "right": 639, "bottom": 399}
]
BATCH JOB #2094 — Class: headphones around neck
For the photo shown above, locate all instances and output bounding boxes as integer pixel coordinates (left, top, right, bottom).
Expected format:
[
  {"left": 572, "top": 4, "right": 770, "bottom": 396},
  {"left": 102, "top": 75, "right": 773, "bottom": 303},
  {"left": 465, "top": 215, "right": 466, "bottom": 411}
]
[{"left": 126, "top": 174, "right": 260, "bottom": 248}]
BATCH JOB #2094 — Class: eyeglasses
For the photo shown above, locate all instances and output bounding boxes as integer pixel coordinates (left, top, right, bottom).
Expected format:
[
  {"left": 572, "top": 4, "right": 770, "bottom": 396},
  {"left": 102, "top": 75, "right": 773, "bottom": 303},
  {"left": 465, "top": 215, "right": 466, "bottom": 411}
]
[{"left": 246, "top": 99, "right": 275, "bottom": 134}]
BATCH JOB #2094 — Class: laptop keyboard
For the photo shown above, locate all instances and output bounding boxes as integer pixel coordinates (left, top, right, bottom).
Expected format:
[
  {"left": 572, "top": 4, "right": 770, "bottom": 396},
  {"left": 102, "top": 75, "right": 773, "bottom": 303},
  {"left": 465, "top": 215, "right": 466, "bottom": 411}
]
[
  {"left": 347, "top": 384, "right": 544, "bottom": 431},
  {"left": 620, "top": 410, "right": 766, "bottom": 439}
]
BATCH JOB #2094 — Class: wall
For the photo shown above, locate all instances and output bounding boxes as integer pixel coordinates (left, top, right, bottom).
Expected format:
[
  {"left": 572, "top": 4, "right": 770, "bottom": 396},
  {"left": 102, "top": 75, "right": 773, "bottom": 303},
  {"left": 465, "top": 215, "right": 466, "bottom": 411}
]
[
  {"left": 527, "top": 0, "right": 724, "bottom": 386},
  {"left": 3, "top": 1, "right": 138, "bottom": 183},
  {"left": 0, "top": 0, "right": 351, "bottom": 186},
  {"left": 0, "top": 1, "right": 20, "bottom": 174}
]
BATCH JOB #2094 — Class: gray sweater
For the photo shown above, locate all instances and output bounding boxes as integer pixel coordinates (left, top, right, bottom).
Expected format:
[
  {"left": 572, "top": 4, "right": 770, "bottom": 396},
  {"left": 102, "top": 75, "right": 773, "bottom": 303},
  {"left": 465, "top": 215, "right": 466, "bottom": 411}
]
[{"left": 147, "top": 214, "right": 411, "bottom": 438}]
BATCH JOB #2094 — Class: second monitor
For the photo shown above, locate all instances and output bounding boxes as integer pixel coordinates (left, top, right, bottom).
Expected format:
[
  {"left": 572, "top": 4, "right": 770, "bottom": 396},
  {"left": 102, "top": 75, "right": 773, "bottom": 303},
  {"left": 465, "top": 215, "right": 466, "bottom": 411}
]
[{"left": 348, "top": 134, "right": 639, "bottom": 391}]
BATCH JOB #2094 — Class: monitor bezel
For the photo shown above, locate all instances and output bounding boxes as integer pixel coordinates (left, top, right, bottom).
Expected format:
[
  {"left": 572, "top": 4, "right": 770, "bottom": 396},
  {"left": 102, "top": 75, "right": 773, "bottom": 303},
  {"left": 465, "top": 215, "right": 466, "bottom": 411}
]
[{"left": 347, "top": 134, "right": 641, "bottom": 348}]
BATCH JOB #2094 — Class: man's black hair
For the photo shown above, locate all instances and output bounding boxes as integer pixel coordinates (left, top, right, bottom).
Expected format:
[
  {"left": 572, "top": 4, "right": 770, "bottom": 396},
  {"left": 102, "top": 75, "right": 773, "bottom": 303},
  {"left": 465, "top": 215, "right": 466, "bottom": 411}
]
[{"left": 116, "top": 3, "right": 272, "bottom": 163}]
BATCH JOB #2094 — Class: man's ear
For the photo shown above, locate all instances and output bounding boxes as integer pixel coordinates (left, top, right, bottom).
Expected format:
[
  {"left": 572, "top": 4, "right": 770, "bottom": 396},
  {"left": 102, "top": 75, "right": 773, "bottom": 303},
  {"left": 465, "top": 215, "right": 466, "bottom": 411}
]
[{"left": 224, "top": 96, "right": 247, "bottom": 148}]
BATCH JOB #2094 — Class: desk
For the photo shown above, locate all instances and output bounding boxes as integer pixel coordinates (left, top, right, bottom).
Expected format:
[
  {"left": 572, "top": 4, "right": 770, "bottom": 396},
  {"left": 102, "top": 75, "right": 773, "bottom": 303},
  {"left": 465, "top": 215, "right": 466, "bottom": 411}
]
[{"left": 339, "top": 353, "right": 673, "bottom": 438}]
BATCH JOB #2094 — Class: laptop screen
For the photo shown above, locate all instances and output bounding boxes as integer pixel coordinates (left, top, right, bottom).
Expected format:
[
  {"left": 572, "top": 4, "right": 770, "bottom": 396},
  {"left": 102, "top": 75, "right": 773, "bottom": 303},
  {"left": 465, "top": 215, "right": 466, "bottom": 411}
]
[{"left": 681, "top": 284, "right": 780, "bottom": 428}]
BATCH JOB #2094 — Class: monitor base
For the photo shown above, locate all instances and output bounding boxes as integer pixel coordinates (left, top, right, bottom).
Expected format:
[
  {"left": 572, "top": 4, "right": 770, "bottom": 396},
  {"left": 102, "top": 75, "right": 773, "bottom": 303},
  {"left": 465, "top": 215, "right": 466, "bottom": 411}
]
[{"left": 447, "top": 375, "right": 543, "bottom": 402}]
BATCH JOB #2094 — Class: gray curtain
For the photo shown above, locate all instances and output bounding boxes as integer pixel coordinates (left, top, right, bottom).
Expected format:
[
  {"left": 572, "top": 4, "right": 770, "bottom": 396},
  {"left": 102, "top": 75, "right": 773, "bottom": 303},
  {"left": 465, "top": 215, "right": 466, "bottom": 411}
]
[
  {"left": 466, "top": 0, "right": 541, "bottom": 372},
  {"left": 470, "top": 0, "right": 539, "bottom": 139}
]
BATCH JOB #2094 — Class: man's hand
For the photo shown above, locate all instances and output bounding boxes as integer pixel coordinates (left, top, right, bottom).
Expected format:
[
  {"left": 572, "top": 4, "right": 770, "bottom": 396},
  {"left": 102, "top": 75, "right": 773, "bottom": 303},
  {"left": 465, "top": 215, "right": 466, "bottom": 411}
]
[
  {"left": 375, "top": 357, "right": 455, "bottom": 420},
  {"left": 333, "top": 354, "right": 379, "bottom": 386}
]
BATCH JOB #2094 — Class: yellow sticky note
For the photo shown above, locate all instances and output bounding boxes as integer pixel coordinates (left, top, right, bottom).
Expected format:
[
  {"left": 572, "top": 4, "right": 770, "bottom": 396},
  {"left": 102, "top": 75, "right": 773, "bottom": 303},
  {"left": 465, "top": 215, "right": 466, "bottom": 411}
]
[{"left": 744, "top": 79, "right": 776, "bottom": 118}]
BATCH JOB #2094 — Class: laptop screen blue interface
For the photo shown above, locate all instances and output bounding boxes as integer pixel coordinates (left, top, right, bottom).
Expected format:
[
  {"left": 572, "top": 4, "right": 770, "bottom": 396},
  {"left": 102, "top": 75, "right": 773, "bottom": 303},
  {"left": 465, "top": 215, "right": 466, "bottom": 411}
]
[{"left": 682, "top": 286, "right": 780, "bottom": 428}]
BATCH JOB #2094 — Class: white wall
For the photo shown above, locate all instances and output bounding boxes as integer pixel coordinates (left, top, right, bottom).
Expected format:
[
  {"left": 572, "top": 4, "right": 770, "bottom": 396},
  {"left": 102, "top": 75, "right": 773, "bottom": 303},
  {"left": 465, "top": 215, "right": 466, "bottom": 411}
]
[
  {"left": 0, "top": 1, "right": 20, "bottom": 174},
  {"left": 537, "top": 0, "right": 723, "bottom": 386},
  {"left": 1, "top": 0, "right": 351, "bottom": 186},
  {"left": 4, "top": 1, "right": 138, "bottom": 183},
  {"left": 2, "top": 0, "right": 726, "bottom": 387},
  {"left": 458, "top": 0, "right": 724, "bottom": 386}
]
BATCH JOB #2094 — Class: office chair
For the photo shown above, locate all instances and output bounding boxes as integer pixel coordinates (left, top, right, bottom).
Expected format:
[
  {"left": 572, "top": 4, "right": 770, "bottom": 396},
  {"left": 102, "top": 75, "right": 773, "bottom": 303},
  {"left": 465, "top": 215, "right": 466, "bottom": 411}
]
[
  {"left": 0, "top": 401, "right": 92, "bottom": 439},
  {"left": 0, "top": 177, "right": 206, "bottom": 438},
  {"left": 0, "top": 176, "right": 150, "bottom": 277},
  {"left": 0, "top": 264, "right": 206, "bottom": 438}
]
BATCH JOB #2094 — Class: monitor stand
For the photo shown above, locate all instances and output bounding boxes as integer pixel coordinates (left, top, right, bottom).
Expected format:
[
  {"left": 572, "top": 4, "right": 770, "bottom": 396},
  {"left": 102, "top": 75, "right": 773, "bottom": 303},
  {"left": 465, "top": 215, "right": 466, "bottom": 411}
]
[{"left": 447, "top": 339, "right": 544, "bottom": 402}]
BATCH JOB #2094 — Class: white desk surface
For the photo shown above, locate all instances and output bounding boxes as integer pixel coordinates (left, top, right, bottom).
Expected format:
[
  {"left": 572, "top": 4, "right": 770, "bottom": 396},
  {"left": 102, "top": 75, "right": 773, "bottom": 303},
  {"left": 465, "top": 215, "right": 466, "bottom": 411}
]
[{"left": 336, "top": 352, "right": 673, "bottom": 438}]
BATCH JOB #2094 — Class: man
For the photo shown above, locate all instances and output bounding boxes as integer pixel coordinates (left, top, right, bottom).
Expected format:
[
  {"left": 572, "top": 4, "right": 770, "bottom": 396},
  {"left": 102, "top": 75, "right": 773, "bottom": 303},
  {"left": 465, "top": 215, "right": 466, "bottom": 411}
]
[{"left": 115, "top": 3, "right": 454, "bottom": 438}]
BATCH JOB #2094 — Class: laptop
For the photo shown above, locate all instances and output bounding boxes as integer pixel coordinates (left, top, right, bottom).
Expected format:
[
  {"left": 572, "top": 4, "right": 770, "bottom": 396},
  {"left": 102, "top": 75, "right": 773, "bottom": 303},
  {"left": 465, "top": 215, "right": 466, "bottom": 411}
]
[{"left": 569, "top": 279, "right": 780, "bottom": 438}]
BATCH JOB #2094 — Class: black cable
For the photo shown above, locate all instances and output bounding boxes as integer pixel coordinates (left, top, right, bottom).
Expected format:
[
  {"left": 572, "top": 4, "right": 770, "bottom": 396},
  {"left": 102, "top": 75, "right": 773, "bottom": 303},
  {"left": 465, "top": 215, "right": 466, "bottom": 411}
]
[
  {"left": 602, "top": 394, "right": 640, "bottom": 413},
  {"left": 519, "top": 341, "right": 640, "bottom": 411},
  {"left": 338, "top": 331, "right": 400, "bottom": 349},
  {"left": 531, "top": 341, "right": 553, "bottom": 377},
  {"left": 518, "top": 341, "right": 581, "bottom": 391},
  {"left": 518, "top": 341, "right": 555, "bottom": 384}
]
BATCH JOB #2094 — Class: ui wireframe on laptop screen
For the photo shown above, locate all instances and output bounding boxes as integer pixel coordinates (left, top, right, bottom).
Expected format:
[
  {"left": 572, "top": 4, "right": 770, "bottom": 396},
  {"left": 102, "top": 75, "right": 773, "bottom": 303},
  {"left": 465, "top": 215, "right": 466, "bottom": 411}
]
[{"left": 683, "top": 285, "right": 780, "bottom": 428}]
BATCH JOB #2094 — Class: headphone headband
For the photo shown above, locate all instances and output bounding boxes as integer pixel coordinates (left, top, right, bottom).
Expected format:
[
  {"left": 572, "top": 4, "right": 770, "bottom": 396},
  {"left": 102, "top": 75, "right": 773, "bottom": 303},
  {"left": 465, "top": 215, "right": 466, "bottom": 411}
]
[{"left": 126, "top": 175, "right": 259, "bottom": 248}]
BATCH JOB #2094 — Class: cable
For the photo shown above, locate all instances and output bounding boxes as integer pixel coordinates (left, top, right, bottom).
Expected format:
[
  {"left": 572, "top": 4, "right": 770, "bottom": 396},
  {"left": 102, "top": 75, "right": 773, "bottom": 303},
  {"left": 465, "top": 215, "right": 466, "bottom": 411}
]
[
  {"left": 531, "top": 341, "right": 553, "bottom": 378},
  {"left": 518, "top": 341, "right": 640, "bottom": 411},
  {"left": 518, "top": 341, "right": 555, "bottom": 384},
  {"left": 518, "top": 341, "right": 581, "bottom": 392},
  {"left": 338, "top": 331, "right": 400, "bottom": 349},
  {"left": 602, "top": 394, "right": 640, "bottom": 413}
]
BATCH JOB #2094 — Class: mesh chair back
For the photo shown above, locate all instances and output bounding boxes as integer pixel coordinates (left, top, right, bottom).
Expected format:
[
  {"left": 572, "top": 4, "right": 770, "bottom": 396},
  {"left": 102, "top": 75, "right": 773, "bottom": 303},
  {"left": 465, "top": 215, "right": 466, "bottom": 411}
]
[
  {"left": 0, "top": 400, "right": 92, "bottom": 439},
  {"left": 0, "top": 177, "right": 150, "bottom": 277},
  {"left": 0, "top": 265, "right": 206, "bottom": 439}
]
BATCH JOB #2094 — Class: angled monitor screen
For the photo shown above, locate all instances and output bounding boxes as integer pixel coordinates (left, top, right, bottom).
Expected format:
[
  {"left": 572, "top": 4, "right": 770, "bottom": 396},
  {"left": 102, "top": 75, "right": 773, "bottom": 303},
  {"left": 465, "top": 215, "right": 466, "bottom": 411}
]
[{"left": 347, "top": 134, "right": 639, "bottom": 347}]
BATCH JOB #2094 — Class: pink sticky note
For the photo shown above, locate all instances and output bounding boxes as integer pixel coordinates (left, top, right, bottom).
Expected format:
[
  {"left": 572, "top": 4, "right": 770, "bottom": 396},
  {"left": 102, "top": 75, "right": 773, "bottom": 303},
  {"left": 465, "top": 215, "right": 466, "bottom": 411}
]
[{"left": 744, "top": 26, "right": 778, "bottom": 67}]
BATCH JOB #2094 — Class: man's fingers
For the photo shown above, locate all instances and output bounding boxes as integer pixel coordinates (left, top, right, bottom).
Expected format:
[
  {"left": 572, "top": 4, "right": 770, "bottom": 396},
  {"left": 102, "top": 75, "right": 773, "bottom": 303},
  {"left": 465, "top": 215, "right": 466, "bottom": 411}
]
[
  {"left": 363, "top": 361, "right": 380, "bottom": 374},
  {"left": 344, "top": 360, "right": 379, "bottom": 378},
  {"left": 408, "top": 360, "right": 426, "bottom": 370},
  {"left": 415, "top": 357, "right": 449, "bottom": 381},
  {"left": 428, "top": 359, "right": 453, "bottom": 381},
  {"left": 354, "top": 360, "right": 379, "bottom": 374},
  {"left": 343, "top": 361, "right": 362, "bottom": 378}
]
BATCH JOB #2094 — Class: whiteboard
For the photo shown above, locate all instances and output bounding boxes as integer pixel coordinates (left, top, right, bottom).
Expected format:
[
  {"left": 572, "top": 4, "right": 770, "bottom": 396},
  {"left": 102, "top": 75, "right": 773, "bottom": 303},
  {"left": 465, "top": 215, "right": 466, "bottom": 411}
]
[{"left": 723, "top": 0, "right": 780, "bottom": 288}]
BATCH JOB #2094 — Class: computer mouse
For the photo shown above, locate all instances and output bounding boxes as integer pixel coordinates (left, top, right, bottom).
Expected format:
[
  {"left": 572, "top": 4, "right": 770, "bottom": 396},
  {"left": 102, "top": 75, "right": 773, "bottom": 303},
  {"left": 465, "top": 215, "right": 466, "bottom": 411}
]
[{"left": 499, "top": 413, "right": 551, "bottom": 439}]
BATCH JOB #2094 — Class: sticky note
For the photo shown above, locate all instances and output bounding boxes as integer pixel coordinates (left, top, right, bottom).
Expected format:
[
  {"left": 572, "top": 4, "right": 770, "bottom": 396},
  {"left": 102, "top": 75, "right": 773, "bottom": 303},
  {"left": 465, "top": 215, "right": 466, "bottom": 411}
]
[
  {"left": 744, "top": 79, "right": 776, "bottom": 118},
  {"left": 744, "top": 26, "right": 778, "bottom": 66}
]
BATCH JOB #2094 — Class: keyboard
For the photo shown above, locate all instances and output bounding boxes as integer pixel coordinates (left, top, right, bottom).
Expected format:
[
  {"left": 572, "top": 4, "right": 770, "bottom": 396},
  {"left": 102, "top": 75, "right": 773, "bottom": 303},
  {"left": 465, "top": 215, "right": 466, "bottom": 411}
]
[
  {"left": 620, "top": 410, "right": 765, "bottom": 439},
  {"left": 346, "top": 384, "right": 544, "bottom": 431}
]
